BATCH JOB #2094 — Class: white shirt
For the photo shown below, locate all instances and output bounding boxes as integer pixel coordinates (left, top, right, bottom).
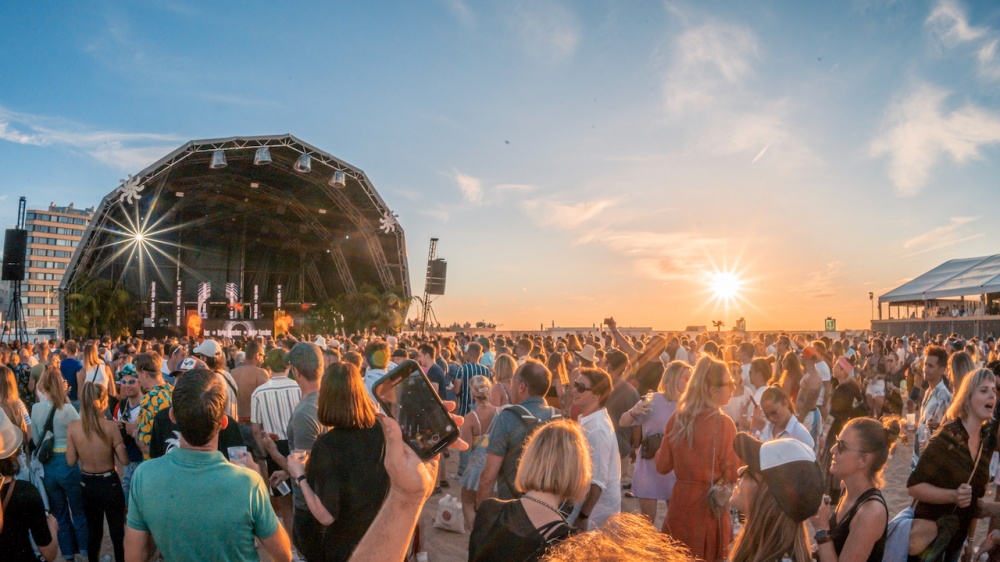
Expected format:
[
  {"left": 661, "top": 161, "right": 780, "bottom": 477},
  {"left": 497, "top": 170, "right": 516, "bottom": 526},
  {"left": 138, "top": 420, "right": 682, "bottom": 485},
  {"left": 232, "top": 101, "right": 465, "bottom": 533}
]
[
  {"left": 741, "top": 363, "right": 751, "bottom": 387},
  {"left": 250, "top": 375, "right": 301, "bottom": 440},
  {"left": 815, "top": 361, "right": 832, "bottom": 406},
  {"left": 576, "top": 408, "right": 621, "bottom": 530},
  {"left": 364, "top": 368, "right": 388, "bottom": 412},
  {"left": 760, "top": 416, "right": 814, "bottom": 449},
  {"left": 216, "top": 370, "right": 239, "bottom": 421},
  {"left": 722, "top": 386, "right": 754, "bottom": 428}
]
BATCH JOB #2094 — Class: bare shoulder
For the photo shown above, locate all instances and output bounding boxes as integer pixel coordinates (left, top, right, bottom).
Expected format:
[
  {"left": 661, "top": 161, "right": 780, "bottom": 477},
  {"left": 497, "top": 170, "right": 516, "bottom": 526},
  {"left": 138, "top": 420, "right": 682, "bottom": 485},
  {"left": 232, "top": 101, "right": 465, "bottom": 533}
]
[{"left": 852, "top": 497, "right": 888, "bottom": 527}]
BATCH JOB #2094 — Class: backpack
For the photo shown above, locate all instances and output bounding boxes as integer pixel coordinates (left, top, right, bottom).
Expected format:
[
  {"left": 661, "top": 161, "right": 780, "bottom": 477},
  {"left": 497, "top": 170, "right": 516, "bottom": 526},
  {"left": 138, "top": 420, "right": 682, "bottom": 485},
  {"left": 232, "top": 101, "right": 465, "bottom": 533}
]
[{"left": 498, "top": 404, "right": 561, "bottom": 498}]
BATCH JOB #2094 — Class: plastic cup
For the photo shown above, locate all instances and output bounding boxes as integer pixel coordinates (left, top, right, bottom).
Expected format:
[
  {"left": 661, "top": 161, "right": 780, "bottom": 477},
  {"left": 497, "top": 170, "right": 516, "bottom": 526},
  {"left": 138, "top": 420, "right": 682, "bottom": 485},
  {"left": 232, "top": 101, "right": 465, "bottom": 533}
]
[
  {"left": 227, "top": 446, "right": 248, "bottom": 467},
  {"left": 906, "top": 413, "right": 916, "bottom": 429}
]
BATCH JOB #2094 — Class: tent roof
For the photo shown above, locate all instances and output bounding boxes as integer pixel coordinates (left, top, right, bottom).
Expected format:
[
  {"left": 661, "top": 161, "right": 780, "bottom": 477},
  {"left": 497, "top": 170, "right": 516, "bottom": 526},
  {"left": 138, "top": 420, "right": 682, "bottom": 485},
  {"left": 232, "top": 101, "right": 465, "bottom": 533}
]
[{"left": 879, "top": 255, "right": 1000, "bottom": 304}]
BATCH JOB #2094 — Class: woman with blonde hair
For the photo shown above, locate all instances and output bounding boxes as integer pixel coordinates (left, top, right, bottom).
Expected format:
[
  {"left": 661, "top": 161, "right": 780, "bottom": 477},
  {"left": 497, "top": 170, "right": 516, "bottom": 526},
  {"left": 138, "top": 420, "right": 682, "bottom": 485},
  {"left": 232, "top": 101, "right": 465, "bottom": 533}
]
[
  {"left": 490, "top": 353, "right": 517, "bottom": 407},
  {"left": 655, "top": 356, "right": 740, "bottom": 561},
  {"left": 31, "top": 365, "right": 88, "bottom": 561},
  {"left": 66, "top": 382, "right": 128, "bottom": 562},
  {"left": 620, "top": 360, "right": 691, "bottom": 522},
  {"left": 0, "top": 365, "right": 30, "bottom": 448},
  {"left": 460, "top": 375, "right": 499, "bottom": 530},
  {"left": 288, "top": 362, "right": 389, "bottom": 561},
  {"left": 948, "top": 350, "right": 975, "bottom": 394},
  {"left": 470, "top": 419, "right": 591, "bottom": 561},
  {"left": 907, "top": 367, "right": 996, "bottom": 562},
  {"left": 80, "top": 342, "right": 115, "bottom": 401}
]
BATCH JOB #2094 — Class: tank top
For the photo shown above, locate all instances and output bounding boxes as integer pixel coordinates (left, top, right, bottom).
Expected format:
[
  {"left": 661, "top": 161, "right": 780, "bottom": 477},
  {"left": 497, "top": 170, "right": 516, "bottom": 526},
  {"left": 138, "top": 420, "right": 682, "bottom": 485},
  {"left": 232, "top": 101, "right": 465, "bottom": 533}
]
[
  {"left": 85, "top": 363, "right": 109, "bottom": 387},
  {"left": 828, "top": 488, "right": 887, "bottom": 562}
]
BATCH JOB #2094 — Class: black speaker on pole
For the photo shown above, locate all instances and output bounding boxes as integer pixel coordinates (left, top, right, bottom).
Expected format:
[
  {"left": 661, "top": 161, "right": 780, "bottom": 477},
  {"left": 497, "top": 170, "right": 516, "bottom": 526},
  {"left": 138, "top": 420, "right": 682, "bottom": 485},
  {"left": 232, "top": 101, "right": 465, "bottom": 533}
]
[
  {"left": 2, "top": 229, "right": 28, "bottom": 281},
  {"left": 425, "top": 258, "right": 447, "bottom": 296}
]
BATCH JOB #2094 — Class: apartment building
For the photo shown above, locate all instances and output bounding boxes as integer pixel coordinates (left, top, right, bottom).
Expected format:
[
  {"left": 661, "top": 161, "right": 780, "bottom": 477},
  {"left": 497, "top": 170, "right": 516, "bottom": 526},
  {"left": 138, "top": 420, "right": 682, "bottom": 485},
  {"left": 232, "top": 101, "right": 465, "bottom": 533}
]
[{"left": 23, "top": 203, "right": 94, "bottom": 331}]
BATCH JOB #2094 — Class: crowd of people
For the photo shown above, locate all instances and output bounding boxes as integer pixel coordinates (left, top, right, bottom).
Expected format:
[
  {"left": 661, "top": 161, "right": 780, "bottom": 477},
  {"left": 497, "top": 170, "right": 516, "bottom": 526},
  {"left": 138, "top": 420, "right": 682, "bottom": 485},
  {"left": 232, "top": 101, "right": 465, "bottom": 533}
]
[{"left": 1, "top": 325, "right": 1000, "bottom": 561}]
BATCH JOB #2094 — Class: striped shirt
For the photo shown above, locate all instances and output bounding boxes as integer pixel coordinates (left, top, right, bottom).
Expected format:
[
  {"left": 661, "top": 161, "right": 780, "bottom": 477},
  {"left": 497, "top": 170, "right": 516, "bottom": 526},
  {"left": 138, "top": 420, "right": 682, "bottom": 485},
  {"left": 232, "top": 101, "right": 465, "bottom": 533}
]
[
  {"left": 250, "top": 376, "right": 301, "bottom": 440},
  {"left": 456, "top": 362, "right": 492, "bottom": 416}
]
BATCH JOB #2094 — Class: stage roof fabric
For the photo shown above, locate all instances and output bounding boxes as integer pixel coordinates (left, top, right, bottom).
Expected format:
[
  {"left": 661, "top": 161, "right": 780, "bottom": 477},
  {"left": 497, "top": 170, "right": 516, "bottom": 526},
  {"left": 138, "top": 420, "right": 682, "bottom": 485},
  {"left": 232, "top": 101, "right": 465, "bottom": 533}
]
[
  {"left": 61, "top": 135, "right": 410, "bottom": 317},
  {"left": 879, "top": 254, "right": 1000, "bottom": 304}
]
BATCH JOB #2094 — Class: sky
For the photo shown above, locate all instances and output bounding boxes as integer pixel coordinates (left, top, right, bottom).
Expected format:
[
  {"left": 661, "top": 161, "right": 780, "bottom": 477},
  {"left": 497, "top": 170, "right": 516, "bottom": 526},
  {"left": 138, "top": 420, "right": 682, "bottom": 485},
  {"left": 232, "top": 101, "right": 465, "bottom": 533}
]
[{"left": 2, "top": 0, "right": 1000, "bottom": 332}]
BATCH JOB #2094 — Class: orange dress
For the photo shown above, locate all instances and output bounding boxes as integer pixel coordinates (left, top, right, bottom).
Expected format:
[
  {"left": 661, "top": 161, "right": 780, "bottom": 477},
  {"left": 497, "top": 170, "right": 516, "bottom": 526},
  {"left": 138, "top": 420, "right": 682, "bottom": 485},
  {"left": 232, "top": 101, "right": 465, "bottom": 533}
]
[{"left": 655, "top": 409, "right": 739, "bottom": 562}]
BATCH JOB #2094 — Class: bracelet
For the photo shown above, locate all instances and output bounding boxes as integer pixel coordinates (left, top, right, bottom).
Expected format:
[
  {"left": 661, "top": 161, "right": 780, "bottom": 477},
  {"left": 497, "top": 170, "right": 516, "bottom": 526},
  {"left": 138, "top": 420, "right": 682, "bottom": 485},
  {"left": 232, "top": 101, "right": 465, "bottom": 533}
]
[{"left": 296, "top": 475, "right": 306, "bottom": 484}]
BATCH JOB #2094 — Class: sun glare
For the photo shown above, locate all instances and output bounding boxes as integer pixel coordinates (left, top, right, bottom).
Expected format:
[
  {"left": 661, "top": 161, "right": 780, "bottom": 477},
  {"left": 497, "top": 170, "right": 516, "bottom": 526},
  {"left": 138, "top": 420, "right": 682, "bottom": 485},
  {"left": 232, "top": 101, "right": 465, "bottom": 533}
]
[{"left": 708, "top": 270, "right": 743, "bottom": 302}]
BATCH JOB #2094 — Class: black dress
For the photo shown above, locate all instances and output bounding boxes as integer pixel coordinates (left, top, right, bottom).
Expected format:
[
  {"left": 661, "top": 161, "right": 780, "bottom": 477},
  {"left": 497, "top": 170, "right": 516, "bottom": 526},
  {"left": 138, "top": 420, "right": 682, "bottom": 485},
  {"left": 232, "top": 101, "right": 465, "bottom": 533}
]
[
  {"left": 305, "top": 426, "right": 390, "bottom": 562},
  {"left": 828, "top": 488, "right": 887, "bottom": 562},
  {"left": 0, "top": 479, "right": 54, "bottom": 562},
  {"left": 469, "top": 498, "right": 573, "bottom": 562}
]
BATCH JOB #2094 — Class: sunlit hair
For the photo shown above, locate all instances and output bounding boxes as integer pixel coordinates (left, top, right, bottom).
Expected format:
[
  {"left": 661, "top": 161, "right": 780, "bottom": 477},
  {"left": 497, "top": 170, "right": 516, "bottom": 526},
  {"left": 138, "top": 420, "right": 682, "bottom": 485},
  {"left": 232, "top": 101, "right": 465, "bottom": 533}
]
[
  {"left": 841, "top": 417, "right": 900, "bottom": 488},
  {"left": 724, "top": 345, "right": 738, "bottom": 363},
  {"left": 0, "top": 366, "right": 19, "bottom": 404},
  {"left": 79, "top": 382, "right": 112, "bottom": 447},
  {"left": 493, "top": 353, "right": 516, "bottom": 383},
  {"left": 83, "top": 342, "right": 101, "bottom": 371},
  {"left": 777, "top": 351, "right": 803, "bottom": 394},
  {"left": 317, "top": 362, "right": 376, "bottom": 429},
  {"left": 659, "top": 361, "right": 691, "bottom": 401},
  {"left": 945, "top": 367, "right": 997, "bottom": 424},
  {"left": 579, "top": 368, "right": 613, "bottom": 407},
  {"left": 668, "top": 356, "right": 730, "bottom": 447},
  {"left": 629, "top": 335, "right": 667, "bottom": 380},
  {"left": 729, "top": 476, "right": 810, "bottom": 562},
  {"left": 546, "top": 352, "right": 570, "bottom": 386},
  {"left": 469, "top": 375, "right": 493, "bottom": 401},
  {"left": 40, "top": 364, "right": 68, "bottom": 408},
  {"left": 749, "top": 358, "right": 771, "bottom": 384},
  {"left": 539, "top": 512, "right": 693, "bottom": 561},
  {"left": 515, "top": 419, "right": 591, "bottom": 502},
  {"left": 949, "top": 351, "right": 975, "bottom": 391}
]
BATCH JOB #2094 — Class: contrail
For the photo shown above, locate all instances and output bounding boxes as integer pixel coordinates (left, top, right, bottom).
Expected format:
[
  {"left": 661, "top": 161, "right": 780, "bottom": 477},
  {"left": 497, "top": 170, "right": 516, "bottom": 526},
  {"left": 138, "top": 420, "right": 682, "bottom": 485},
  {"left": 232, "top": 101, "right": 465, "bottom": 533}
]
[{"left": 751, "top": 142, "right": 771, "bottom": 164}]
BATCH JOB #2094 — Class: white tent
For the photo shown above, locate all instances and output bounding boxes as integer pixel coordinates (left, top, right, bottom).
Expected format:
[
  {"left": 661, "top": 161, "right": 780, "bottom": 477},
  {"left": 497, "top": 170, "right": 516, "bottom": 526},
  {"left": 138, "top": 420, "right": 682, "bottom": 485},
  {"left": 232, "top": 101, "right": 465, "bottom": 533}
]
[{"left": 879, "top": 255, "right": 1000, "bottom": 304}]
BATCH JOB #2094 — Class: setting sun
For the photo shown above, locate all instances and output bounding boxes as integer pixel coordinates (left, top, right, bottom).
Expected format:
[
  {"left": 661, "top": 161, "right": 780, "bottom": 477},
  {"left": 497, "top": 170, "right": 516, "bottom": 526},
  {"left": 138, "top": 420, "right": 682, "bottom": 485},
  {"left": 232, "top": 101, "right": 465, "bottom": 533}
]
[{"left": 708, "top": 270, "right": 743, "bottom": 302}]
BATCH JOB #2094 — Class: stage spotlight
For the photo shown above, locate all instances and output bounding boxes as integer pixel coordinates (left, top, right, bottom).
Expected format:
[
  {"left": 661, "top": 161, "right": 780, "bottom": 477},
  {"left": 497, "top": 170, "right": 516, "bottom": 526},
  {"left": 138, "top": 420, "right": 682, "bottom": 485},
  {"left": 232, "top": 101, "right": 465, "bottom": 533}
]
[
  {"left": 254, "top": 147, "right": 272, "bottom": 166},
  {"left": 294, "top": 154, "right": 312, "bottom": 173},
  {"left": 210, "top": 150, "right": 227, "bottom": 169},
  {"left": 329, "top": 170, "right": 347, "bottom": 188}
]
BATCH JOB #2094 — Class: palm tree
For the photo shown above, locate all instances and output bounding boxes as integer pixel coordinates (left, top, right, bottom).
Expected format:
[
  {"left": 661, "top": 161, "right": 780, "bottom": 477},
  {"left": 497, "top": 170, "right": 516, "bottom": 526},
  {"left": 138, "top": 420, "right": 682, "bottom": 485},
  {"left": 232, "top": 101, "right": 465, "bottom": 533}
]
[
  {"left": 712, "top": 320, "right": 725, "bottom": 333},
  {"left": 64, "top": 276, "right": 140, "bottom": 338}
]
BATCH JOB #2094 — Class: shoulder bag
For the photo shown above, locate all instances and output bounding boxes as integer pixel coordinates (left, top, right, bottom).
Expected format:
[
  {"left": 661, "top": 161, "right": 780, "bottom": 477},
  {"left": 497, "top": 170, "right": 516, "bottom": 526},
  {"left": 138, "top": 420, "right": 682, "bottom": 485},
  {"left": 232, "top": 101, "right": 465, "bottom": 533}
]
[
  {"left": 32, "top": 404, "right": 58, "bottom": 465},
  {"left": 707, "top": 414, "right": 733, "bottom": 519}
]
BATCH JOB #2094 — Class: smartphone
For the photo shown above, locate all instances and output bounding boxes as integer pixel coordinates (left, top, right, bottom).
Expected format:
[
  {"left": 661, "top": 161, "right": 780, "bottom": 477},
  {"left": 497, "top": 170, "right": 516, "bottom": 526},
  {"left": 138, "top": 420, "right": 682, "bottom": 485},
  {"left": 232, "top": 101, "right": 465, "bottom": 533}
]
[{"left": 373, "top": 360, "right": 459, "bottom": 461}]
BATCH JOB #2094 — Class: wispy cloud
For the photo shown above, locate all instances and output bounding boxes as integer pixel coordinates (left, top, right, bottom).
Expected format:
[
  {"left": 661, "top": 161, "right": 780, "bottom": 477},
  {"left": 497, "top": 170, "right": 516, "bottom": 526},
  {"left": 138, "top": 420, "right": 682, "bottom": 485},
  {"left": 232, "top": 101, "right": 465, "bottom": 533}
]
[
  {"left": 660, "top": 15, "right": 820, "bottom": 171},
  {"left": 926, "top": 0, "right": 985, "bottom": 47},
  {"left": 495, "top": 183, "right": 536, "bottom": 193},
  {"left": 925, "top": 0, "right": 1000, "bottom": 80},
  {"left": 789, "top": 262, "right": 844, "bottom": 299},
  {"left": 0, "top": 105, "right": 182, "bottom": 171},
  {"left": 417, "top": 205, "right": 451, "bottom": 223},
  {"left": 903, "top": 216, "right": 980, "bottom": 249},
  {"left": 442, "top": 0, "right": 475, "bottom": 27},
  {"left": 870, "top": 84, "right": 1000, "bottom": 195},
  {"left": 511, "top": 1, "right": 580, "bottom": 62},
  {"left": 451, "top": 171, "right": 484, "bottom": 204},
  {"left": 581, "top": 229, "right": 728, "bottom": 282},
  {"left": 520, "top": 198, "right": 617, "bottom": 229}
]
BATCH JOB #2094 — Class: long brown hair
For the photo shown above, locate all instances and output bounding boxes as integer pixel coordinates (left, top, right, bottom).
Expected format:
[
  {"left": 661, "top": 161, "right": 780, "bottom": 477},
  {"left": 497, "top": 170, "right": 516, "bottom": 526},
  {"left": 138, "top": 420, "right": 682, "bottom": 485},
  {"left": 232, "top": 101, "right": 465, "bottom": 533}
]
[
  {"left": 317, "top": 363, "right": 376, "bottom": 429},
  {"left": 0, "top": 366, "right": 19, "bottom": 404},
  {"left": 546, "top": 352, "right": 569, "bottom": 386},
  {"left": 40, "top": 365, "right": 68, "bottom": 409},
  {"left": 79, "top": 382, "right": 112, "bottom": 447},
  {"left": 629, "top": 335, "right": 667, "bottom": 379},
  {"left": 729, "top": 477, "right": 811, "bottom": 562}
]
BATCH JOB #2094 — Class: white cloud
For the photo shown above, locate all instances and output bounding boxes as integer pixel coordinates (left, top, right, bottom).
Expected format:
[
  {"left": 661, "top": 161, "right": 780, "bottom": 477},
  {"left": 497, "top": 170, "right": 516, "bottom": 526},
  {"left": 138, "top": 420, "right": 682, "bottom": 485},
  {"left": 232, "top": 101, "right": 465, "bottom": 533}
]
[
  {"left": 583, "top": 229, "right": 727, "bottom": 282},
  {"left": 451, "top": 171, "right": 483, "bottom": 204},
  {"left": 417, "top": 206, "right": 451, "bottom": 222},
  {"left": 926, "top": 0, "right": 985, "bottom": 47},
  {"left": 0, "top": 105, "right": 182, "bottom": 172},
  {"left": 903, "top": 216, "right": 980, "bottom": 249},
  {"left": 664, "top": 22, "right": 759, "bottom": 114},
  {"left": 512, "top": 1, "right": 580, "bottom": 62},
  {"left": 870, "top": 84, "right": 1000, "bottom": 195},
  {"left": 520, "top": 198, "right": 617, "bottom": 229},
  {"left": 495, "top": 183, "right": 536, "bottom": 193},
  {"left": 925, "top": 0, "right": 1000, "bottom": 80}
]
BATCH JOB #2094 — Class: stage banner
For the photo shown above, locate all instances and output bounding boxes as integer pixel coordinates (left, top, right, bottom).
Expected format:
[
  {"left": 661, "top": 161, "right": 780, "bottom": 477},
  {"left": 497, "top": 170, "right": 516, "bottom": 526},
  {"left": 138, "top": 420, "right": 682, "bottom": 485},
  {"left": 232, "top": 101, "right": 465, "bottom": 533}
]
[
  {"left": 202, "top": 319, "right": 274, "bottom": 339},
  {"left": 198, "top": 282, "right": 211, "bottom": 319}
]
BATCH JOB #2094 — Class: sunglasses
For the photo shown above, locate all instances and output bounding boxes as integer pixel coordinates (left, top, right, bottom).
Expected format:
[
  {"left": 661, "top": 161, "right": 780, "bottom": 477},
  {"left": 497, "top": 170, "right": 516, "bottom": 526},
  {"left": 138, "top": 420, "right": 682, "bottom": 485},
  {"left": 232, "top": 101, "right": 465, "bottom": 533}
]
[
  {"left": 835, "top": 438, "right": 870, "bottom": 455},
  {"left": 573, "top": 381, "right": 592, "bottom": 393},
  {"left": 121, "top": 379, "right": 138, "bottom": 385}
]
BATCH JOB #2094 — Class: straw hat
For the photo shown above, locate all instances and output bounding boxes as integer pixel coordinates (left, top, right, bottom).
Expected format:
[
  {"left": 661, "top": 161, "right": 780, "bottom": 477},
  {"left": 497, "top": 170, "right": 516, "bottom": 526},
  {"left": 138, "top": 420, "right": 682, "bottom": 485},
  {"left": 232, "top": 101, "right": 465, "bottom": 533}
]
[
  {"left": 576, "top": 344, "right": 598, "bottom": 363},
  {"left": 0, "top": 412, "right": 23, "bottom": 460}
]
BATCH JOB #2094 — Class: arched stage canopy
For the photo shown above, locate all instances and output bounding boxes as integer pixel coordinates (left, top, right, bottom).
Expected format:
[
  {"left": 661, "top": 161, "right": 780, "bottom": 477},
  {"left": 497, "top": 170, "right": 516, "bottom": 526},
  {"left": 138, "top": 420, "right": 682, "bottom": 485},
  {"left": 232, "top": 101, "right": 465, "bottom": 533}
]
[
  {"left": 879, "top": 254, "right": 1000, "bottom": 304},
  {"left": 60, "top": 135, "right": 409, "bottom": 333}
]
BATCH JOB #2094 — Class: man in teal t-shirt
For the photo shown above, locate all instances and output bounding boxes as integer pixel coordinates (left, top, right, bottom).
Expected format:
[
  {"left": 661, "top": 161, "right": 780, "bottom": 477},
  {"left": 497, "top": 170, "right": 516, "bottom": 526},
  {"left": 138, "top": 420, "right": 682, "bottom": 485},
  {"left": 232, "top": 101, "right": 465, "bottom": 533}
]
[{"left": 124, "top": 369, "right": 291, "bottom": 562}]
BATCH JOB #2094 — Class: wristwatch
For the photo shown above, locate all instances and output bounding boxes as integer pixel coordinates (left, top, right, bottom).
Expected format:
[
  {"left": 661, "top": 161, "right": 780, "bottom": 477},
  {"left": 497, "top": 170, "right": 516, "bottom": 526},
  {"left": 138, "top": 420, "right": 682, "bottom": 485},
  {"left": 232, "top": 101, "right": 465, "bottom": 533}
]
[
  {"left": 814, "top": 529, "right": 832, "bottom": 545},
  {"left": 296, "top": 475, "right": 307, "bottom": 485}
]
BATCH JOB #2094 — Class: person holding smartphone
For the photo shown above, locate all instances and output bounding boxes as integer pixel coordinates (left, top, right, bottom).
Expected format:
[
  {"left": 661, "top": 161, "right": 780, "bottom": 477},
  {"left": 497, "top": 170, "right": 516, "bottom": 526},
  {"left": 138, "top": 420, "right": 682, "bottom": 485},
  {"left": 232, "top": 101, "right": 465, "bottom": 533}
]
[{"left": 288, "top": 362, "right": 389, "bottom": 562}]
